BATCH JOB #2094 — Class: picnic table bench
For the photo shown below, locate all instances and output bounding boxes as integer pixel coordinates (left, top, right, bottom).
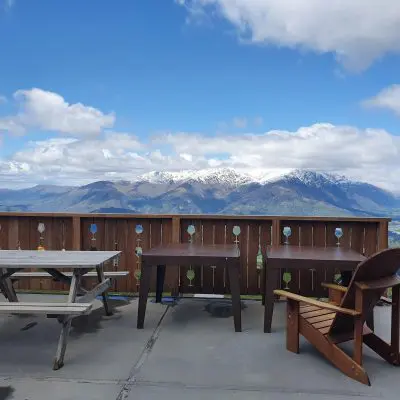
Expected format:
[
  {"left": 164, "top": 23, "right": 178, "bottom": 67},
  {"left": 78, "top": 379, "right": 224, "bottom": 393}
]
[{"left": 0, "top": 250, "right": 124, "bottom": 370}]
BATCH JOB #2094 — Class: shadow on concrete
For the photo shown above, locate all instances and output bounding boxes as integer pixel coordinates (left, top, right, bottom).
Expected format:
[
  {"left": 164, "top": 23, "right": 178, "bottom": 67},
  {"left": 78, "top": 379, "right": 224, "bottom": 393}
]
[
  {"left": 0, "top": 386, "right": 14, "bottom": 400},
  {"left": 70, "top": 297, "right": 132, "bottom": 337},
  {"left": 204, "top": 299, "right": 247, "bottom": 318}
]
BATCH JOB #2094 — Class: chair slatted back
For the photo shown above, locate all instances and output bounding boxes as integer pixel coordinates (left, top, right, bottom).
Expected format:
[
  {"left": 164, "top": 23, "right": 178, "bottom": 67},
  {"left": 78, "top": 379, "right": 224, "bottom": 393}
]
[{"left": 330, "top": 248, "right": 400, "bottom": 335}]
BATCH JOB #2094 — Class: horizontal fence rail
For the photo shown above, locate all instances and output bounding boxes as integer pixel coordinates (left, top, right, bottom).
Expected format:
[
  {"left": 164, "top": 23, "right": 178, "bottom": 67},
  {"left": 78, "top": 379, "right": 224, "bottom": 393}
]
[{"left": 0, "top": 213, "right": 390, "bottom": 297}]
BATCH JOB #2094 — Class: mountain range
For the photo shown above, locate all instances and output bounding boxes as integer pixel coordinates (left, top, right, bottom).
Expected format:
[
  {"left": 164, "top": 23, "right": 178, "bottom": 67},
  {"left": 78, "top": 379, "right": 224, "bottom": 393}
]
[{"left": 0, "top": 169, "right": 399, "bottom": 219}]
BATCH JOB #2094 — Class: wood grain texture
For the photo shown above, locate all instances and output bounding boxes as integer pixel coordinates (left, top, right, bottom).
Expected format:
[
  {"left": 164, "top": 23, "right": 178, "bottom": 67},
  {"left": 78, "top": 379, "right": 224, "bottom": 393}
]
[
  {"left": 274, "top": 290, "right": 360, "bottom": 316},
  {"left": 213, "top": 219, "right": 226, "bottom": 294},
  {"left": 378, "top": 220, "right": 389, "bottom": 250},
  {"left": 115, "top": 219, "right": 129, "bottom": 292},
  {"left": 0, "top": 250, "right": 120, "bottom": 268},
  {"left": 0, "top": 214, "right": 388, "bottom": 295},
  {"left": 0, "top": 212, "right": 390, "bottom": 222},
  {"left": 179, "top": 218, "right": 202, "bottom": 293},
  {"left": 201, "top": 220, "right": 215, "bottom": 293},
  {"left": 0, "top": 303, "right": 92, "bottom": 315}
]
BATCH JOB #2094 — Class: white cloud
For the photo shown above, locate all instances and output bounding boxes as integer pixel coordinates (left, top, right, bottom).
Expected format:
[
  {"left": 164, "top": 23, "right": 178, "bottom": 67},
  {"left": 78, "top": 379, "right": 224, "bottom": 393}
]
[
  {"left": 178, "top": 0, "right": 400, "bottom": 71},
  {"left": 0, "top": 88, "right": 115, "bottom": 137},
  {"left": 0, "top": 118, "right": 26, "bottom": 136},
  {"left": 363, "top": 84, "right": 400, "bottom": 116},
  {"left": 1, "top": 123, "right": 400, "bottom": 191},
  {"left": 233, "top": 117, "right": 247, "bottom": 129},
  {"left": 0, "top": 95, "right": 7, "bottom": 104}
]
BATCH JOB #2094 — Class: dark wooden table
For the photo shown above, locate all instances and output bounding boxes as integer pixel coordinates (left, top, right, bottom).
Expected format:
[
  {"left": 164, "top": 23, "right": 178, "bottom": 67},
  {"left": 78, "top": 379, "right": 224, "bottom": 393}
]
[
  {"left": 264, "top": 246, "right": 365, "bottom": 333},
  {"left": 137, "top": 243, "right": 242, "bottom": 332}
]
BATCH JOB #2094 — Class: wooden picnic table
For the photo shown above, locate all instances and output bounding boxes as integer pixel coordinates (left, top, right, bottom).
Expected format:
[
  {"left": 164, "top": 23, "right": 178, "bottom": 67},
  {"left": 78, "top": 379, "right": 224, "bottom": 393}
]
[
  {"left": 0, "top": 250, "right": 121, "bottom": 369},
  {"left": 137, "top": 243, "right": 242, "bottom": 332},
  {"left": 263, "top": 246, "right": 366, "bottom": 333}
]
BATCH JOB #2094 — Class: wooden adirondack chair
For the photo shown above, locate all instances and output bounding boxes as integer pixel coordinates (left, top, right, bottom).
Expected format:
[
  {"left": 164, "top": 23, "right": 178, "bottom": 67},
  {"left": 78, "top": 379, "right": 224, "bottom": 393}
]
[{"left": 274, "top": 248, "right": 400, "bottom": 385}]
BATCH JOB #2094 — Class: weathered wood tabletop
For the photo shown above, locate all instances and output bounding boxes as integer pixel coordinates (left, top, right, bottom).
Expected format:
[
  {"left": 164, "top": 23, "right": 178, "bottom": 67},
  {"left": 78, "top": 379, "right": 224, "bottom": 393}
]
[
  {"left": 141, "top": 243, "right": 240, "bottom": 265},
  {"left": 264, "top": 245, "right": 366, "bottom": 333},
  {"left": 138, "top": 243, "right": 242, "bottom": 332},
  {"left": 266, "top": 246, "right": 365, "bottom": 266},
  {"left": 0, "top": 250, "right": 120, "bottom": 268}
]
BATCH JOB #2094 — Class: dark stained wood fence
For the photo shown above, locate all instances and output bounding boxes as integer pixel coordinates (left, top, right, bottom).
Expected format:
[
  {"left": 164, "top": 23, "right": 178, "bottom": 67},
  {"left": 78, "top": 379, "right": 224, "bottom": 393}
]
[{"left": 0, "top": 213, "right": 390, "bottom": 297}]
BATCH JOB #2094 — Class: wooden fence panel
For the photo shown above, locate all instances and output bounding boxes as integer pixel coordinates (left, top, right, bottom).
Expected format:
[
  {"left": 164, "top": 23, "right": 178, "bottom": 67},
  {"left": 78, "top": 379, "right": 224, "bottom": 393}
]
[
  {"left": 298, "top": 222, "right": 314, "bottom": 296},
  {"left": 213, "top": 220, "right": 227, "bottom": 293},
  {"left": 147, "top": 219, "right": 161, "bottom": 293},
  {"left": 0, "top": 213, "right": 389, "bottom": 296},
  {"left": 279, "top": 221, "right": 301, "bottom": 294},
  {"left": 272, "top": 220, "right": 379, "bottom": 297},
  {"left": 160, "top": 218, "right": 174, "bottom": 292},
  {"left": 201, "top": 220, "right": 215, "bottom": 293},
  {"left": 115, "top": 218, "right": 129, "bottom": 293},
  {"left": 179, "top": 218, "right": 202, "bottom": 293}
]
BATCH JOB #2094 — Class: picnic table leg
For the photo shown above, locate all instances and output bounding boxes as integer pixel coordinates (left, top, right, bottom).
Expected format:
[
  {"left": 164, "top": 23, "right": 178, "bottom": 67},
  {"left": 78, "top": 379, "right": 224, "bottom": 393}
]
[
  {"left": 264, "top": 266, "right": 278, "bottom": 333},
  {"left": 156, "top": 265, "right": 166, "bottom": 303},
  {"left": 227, "top": 260, "right": 242, "bottom": 332},
  {"left": 96, "top": 264, "right": 112, "bottom": 316},
  {"left": 0, "top": 268, "right": 18, "bottom": 302},
  {"left": 137, "top": 261, "right": 152, "bottom": 329},
  {"left": 53, "top": 271, "right": 79, "bottom": 370}
]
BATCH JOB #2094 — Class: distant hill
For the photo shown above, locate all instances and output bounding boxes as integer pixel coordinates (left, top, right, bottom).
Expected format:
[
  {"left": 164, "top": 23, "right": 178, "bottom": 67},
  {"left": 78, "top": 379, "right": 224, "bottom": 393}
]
[{"left": 0, "top": 168, "right": 399, "bottom": 219}]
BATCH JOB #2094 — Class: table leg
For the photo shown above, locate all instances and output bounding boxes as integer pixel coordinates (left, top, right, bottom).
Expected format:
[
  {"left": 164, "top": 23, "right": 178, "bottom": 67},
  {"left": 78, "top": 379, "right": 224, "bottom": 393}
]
[
  {"left": 137, "top": 261, "right": 152, "bottom": 329},
  {"left": 96, "top": 265, "right": 112, "bottom": 316},
  {"left": 227, "top": 260, "right": 242, "bottom": 332},
  {"left": 0, "top": 268, "right": 18, "bottom": 302},
  {"left": 264, "top": 267, "right": 278, "bottom": 333},
  {"left": 53, "top": 270, "right": 79, "bottom": 370},
  {"left": 261, "top": 263, "right": 266, "bottom": 306},
  {"left": 156, "top": 265, "right": 166, "bottom": 303}
]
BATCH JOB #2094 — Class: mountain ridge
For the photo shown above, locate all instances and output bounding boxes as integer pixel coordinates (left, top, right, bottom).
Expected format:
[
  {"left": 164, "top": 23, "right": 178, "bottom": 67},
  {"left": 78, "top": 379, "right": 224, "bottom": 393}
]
[{"left": 0, "top": 169, "right": 398, "bottom": 219}]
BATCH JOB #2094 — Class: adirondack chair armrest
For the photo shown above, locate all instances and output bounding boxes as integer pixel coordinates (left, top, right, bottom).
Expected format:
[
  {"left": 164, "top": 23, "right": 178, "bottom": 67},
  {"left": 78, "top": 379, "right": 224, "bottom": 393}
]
[
  {"left": 321, "top": 282, "right": 347, "bottom": 292},
  {"left": 321, "top": 282, "right": 347, "bottom": 305},
  {"left": 274, "top": 290, "right": 360, "bottom": 316},
  {"left": 355, "top": 275, "right": 400, "bottom": 291}
]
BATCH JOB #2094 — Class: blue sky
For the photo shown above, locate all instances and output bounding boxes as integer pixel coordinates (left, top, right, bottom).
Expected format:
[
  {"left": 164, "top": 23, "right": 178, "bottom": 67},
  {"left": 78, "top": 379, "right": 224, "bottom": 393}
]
[{"left": 0, "top": 0, "right": 399, "bottom": 190}]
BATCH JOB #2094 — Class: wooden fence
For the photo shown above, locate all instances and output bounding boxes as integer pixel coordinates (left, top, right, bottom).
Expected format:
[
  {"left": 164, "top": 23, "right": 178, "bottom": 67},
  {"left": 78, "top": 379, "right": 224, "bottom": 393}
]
[{"left": 0, "top": 213, "right": 390, "bottom": 297}]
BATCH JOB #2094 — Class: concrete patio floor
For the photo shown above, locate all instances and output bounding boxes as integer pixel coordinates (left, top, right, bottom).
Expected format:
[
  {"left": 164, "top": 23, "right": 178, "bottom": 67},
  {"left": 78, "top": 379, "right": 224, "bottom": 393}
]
[{"left": 0, "top": 294, "right": 398, "bottom": 400}]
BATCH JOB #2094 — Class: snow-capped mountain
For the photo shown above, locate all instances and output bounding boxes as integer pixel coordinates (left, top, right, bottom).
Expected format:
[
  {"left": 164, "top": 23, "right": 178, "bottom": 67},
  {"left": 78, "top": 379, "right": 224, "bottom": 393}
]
[
  {"left": 281, "top": 170, "right": 352, "bottom": 187},
  {"left": 135, "top": 168, "right": 353, "bottom": 187},
  {"left": 136, "top": 168, "right": 253, "bottom": 187},
  {"left": 0, "top": 168, "right": 398, "bottom": 217}
]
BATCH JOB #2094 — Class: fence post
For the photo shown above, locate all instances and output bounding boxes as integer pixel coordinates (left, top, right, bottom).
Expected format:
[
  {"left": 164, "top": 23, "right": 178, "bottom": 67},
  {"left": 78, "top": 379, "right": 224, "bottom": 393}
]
[
  {"left": 272, "top": 218, "right": 281, "bottom": 246},
  {"left": 378, "top": 220, "right": 389, "bottom": 250},
  {"left": 72, "top": 216, "right": 81, "bottom": 250},
  {"left": 171, "top": 216, "right": 181, "bottom": 297},
  {"left": 172, "top": 216, "right": 181, "bottom": 244},
  {"left": 8, "top": 218, "right": 19, "bottom": 250}
]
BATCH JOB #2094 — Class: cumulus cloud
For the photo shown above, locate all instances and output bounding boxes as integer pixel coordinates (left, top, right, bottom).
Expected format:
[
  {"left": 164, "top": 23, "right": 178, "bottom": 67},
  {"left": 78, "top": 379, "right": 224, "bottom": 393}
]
[
  {"left": 0, "top": 118, "right": 25, "bottom": 136},
  {"left": 178, "top": 0, "right": 400, "bottom": 71},
  {"left": 0, "top": 88, "right": 115, "bottom": 137},
  {"left": 1, "top": 123, "right": 399, "bottom": 191},
  {"left": 363, "top": 84, "right": 400, "bottom": 116}
]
